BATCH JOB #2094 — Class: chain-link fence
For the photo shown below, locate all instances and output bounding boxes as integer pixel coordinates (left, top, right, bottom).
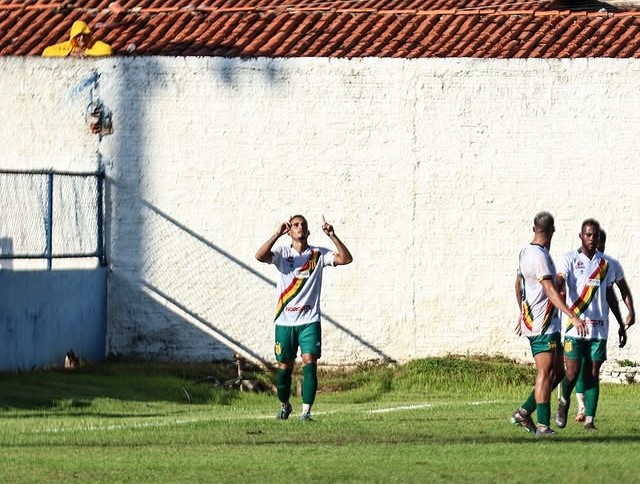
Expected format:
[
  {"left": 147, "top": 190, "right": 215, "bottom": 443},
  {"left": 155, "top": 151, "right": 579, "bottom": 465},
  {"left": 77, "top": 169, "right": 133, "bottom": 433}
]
[{"left": 0, "top": 169, "right": 105, "bottom": 270}]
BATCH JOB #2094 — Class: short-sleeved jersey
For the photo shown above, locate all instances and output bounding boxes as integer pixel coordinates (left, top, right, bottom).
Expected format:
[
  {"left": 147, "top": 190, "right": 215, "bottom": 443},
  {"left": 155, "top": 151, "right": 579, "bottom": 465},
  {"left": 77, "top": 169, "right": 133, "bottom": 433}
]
[
  {"left": 604, "top": 254, "right": 624, "bottom": 283},
  {"left": 558, "top": 249, "right": 616, "bottom": 340},
  {"left": 270, "top": 245, "right": 335, "bottom": 327},
  {"left": 517, "top": 243, "right": 561, "bottom": 337}
]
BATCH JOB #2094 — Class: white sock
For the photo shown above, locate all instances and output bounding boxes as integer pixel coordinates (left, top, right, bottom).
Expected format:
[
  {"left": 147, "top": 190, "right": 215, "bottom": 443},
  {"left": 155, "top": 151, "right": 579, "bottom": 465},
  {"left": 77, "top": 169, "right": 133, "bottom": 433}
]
[
  {"left": 585, "top": 416, "right": 594, "bottom": 424},
  {"left": 302, "top": 403, "right": 311, "bottom": 414}
]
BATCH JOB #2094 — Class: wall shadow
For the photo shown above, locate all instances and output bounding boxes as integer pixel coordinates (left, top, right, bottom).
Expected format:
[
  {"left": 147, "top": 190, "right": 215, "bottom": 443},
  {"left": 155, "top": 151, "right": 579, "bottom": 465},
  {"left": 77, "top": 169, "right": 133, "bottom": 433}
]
[
  {"left": 137, "top": 200, "right": 393, "bottom": 362},
  {"left": 106, "top": 55, "right": 391, "bottom": 366},
  {"left": 107, "top": 194, "right": 393, "bottom": 364}
]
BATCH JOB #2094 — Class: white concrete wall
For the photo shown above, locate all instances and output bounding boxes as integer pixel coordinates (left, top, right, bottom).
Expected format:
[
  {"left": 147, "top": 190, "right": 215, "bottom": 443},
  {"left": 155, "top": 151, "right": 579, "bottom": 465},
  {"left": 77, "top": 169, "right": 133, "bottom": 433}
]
[{"left": 2, "top": 56, "right": 640, "bottom": 368}]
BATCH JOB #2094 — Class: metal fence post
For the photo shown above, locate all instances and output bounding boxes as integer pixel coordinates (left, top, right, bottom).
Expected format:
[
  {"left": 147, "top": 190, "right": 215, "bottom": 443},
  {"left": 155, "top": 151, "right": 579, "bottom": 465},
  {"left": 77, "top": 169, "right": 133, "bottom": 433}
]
[
  {"left": 97, "top": 168, "right": 106, "bottom": 266},
  {"left": 46, "top": 171, "right": 54, "bottom": 271}
]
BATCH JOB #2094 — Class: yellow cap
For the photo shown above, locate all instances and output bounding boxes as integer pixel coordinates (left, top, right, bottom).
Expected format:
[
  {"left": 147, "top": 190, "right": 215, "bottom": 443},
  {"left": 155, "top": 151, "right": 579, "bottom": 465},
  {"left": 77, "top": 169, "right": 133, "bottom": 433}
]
[{"left": 70, "top": 20, "right": 92, "bottom": 40}]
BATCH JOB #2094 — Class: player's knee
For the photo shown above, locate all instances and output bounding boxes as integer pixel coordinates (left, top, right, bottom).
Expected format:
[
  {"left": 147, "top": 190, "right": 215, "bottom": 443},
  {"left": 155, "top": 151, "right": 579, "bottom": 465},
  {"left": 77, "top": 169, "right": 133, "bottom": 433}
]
[
  {"left": 278, "top": 361, "right": 294, "bottom": 373},
  {"left": 303, "top": 361, "right": 317, "bottom": 373}
]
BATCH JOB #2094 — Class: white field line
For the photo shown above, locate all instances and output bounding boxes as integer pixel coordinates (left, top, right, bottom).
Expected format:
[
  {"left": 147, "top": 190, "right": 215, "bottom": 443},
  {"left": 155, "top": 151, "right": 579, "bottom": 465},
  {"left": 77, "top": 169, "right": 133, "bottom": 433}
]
[
  {"left": 31, "top": 418, "right": 203, "bottom": 434},
  {"left": 367, "top": 404, "right": 433, "bottom": 414},
  {"left": 366, "top": 399, "right": 501, "bottom": 414},
  {"left": 469, "top": 399, "right": 502, "bottom": 406},
  {"left": 31, "top": 400, "right": 503, "bottom": 434}
]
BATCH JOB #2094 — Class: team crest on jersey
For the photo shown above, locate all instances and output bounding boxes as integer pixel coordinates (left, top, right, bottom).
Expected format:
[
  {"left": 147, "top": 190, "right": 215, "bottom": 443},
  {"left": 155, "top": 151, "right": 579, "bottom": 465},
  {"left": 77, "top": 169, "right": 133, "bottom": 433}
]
[
  {"left": 576, "top": 261, "right": 585, "bottom": 269},
  {"left": 275, "top": 342, "right": 282, "bottom": 355}
]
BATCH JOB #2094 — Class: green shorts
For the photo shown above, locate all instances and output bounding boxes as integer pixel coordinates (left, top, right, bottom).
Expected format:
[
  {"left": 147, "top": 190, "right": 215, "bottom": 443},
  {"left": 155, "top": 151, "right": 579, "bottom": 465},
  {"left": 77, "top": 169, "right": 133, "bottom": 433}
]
[
  {"left": 274, "top": 322, "right": 322, "bottom": 362},
  {"left": 527, "top": 332, "right": 562, "bottom": 357},
  {"left": 563, "top": 337, "right": 607, "bottom": 362}
]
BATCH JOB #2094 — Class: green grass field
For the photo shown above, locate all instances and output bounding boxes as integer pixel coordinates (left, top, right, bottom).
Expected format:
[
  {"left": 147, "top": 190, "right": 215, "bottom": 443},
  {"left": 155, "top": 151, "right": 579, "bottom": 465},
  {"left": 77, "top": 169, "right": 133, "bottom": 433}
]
[{"left": 2, "top": 357, "right": 640, "bottom": 483}]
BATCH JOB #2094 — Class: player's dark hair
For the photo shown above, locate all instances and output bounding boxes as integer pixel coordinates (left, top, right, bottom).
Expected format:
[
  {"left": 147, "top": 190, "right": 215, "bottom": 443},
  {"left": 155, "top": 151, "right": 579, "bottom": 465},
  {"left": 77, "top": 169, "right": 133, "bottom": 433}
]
[
  {"left": 289, "top": 214, "right": 309, "bottom": 235},
  {"left": 581, "top": 218, "right": 600, "bottom": 234},
  {"left": 289, "top": 214, "right": 307, "bottom": 223},
  {"left": 533, "top": 211, "right": 555, "bottom": 234},
  {"left": 600, "top": 229, "right": 607, "bottom": 244}
]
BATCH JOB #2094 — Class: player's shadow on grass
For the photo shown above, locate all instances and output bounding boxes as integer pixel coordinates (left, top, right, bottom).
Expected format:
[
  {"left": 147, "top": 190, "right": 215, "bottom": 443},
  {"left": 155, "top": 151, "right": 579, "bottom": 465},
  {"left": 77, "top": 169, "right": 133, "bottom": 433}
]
[
  {"left": 487, "top": 434, "right": 640, "bottom": 444},
  {"left": 420, "top": 434, "right": 640, "bottom": 444}
]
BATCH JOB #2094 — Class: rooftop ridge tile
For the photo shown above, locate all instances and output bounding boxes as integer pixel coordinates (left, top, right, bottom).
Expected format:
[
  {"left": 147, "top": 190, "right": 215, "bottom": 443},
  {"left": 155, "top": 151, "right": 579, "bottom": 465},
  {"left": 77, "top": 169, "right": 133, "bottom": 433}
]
[
  {"left": 3, "top": 0, "right": 640, "bottom": 58},
  {"left": 2, "top": 4, "right": 640, "bottom": 19}
]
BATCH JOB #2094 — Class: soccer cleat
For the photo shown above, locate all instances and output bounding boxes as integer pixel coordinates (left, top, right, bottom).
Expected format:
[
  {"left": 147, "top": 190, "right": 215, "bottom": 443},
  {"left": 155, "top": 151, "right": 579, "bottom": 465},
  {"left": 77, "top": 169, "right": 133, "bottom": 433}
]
[
  {"left": 583, "top": 421, "right": 597, "bottom": 431},
  {"left": 300, "top": 412, "right": 314, "bottom": 421},
  {"left": 277, "top": 402, "right": 292, "bottom": 420},
  {"left": 511, "top": 408, "right": 536, "bottom": 433},
  {"left": 535, "top": 424, "right": 556, "bottom": 436},
  {"left": 555, "top": 399, "right": 569, "bottom": 428}
]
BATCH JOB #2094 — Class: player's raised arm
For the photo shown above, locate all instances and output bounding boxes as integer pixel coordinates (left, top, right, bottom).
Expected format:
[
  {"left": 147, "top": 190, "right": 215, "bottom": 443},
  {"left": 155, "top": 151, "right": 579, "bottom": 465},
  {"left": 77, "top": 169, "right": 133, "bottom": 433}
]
[
  {"left": 256, "top": 222, "right": 290, "bottom": 264},
  {"left": 322, "top": 215, "right": 353, "bottom": 266}
]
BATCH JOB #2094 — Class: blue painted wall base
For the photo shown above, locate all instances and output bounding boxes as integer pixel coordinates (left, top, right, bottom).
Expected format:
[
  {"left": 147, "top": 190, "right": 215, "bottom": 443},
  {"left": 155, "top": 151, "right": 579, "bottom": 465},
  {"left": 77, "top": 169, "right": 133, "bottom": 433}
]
[{"left": 0, "top": 268, "right": 107, "bottom": 371}]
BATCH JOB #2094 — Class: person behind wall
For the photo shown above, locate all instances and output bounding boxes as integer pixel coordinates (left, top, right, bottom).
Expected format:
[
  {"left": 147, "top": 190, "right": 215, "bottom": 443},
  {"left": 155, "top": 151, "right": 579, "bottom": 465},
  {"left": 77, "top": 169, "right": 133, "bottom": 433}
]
[
  {"left": 42, "top": 20, "right": 113, "bottom": 57},
  {"left": 255, "top": 214, "right": 353, "bottom": 421}
]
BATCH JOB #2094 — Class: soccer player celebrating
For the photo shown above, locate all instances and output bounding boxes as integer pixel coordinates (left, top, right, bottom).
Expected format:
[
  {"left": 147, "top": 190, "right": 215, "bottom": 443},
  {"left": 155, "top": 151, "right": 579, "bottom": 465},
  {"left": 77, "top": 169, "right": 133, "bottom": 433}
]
[
  {"left": 512, "top": 211, "right": 586, "bottom": 435},
  {"left": 256, "top": 214, "right": 352, "bottom": 421}
]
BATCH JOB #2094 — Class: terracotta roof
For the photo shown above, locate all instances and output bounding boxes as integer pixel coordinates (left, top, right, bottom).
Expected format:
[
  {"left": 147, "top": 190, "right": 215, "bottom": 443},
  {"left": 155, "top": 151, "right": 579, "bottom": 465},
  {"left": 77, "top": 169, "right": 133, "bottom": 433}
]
[{"left": 2, "top": 0, "right": 640, "bottom": 57}]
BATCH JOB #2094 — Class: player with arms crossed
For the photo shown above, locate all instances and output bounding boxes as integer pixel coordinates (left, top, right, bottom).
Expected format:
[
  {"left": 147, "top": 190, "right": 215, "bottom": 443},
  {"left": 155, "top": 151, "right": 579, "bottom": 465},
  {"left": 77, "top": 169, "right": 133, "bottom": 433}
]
[
  {"left": 512, "top": 211, "right": 586, "bottom": 436},
  {"left": 256, "top": 214, "right": 353, "bottom": 421}
]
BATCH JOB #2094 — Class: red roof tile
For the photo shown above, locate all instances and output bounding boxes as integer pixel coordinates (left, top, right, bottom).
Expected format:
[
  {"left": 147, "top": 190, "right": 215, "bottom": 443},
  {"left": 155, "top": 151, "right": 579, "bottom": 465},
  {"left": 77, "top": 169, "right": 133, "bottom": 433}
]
[{"left": 2, "top": 0, "right": 640, "bottom": 57}]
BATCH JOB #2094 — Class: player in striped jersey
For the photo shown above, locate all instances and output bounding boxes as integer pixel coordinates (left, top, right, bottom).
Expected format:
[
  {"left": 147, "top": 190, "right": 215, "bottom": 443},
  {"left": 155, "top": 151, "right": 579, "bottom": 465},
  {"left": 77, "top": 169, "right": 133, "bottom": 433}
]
[
  {"left": 574, "top": 229, "right": 635, "bottom": 422},
  {"left": 555, "top": 219, "right": 620, "bottom": 430},
  {"left": 512, "top": 211, "right": 586, "bottom": 435},
  {"left": 256, "top": 214, "right": 352, "bottom": 421}
]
